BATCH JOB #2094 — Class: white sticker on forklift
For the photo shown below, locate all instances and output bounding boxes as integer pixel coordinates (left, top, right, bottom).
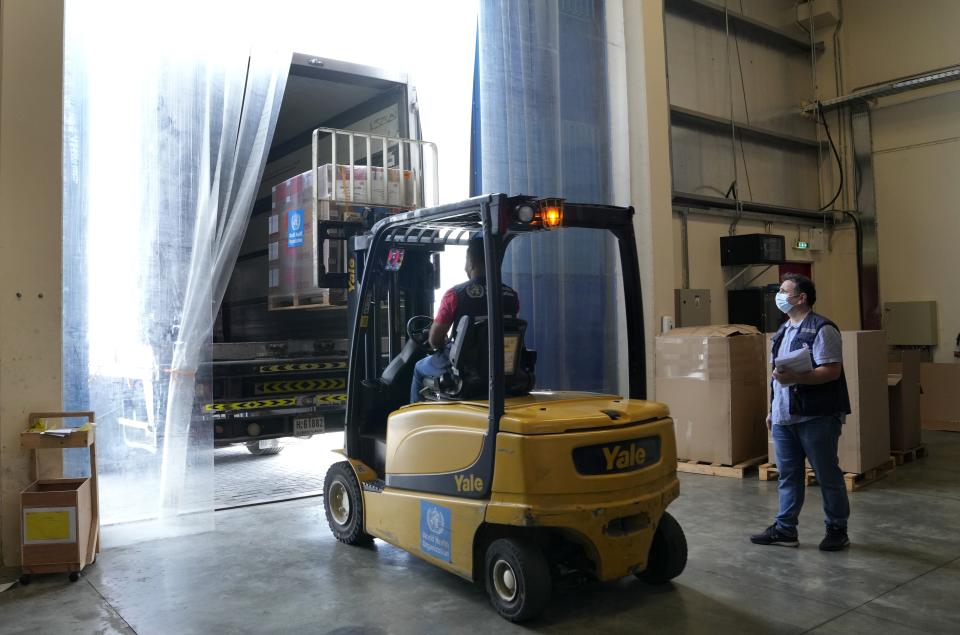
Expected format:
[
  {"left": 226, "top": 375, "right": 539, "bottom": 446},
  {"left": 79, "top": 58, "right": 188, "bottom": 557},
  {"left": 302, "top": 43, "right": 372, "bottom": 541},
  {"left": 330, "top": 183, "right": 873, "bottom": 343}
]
[{"left": 420, "top": 501, "right": 451, "bottom": 562}]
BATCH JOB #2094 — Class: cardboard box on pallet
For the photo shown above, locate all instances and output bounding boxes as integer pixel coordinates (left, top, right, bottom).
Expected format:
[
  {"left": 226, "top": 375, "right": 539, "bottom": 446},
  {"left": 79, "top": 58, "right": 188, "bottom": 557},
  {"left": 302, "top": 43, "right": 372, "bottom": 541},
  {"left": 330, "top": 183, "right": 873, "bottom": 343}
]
[
  {"left": 317, "top": 164, "right": 387, "bottom": 205},
  {"left": 655, "top": 325, "right": 768, "bottom": 466},
  {"left": 920, "top": 362, "right": 960, "bottom": 432},
  {"left": 838, "top": 331, "right": 891, "bottom": 474},
  {"left": 764, "top": 330, "right": 890, "bottom": 474},
  {"left": 887, "top": 350, "right": 923, "bottom": 450}
]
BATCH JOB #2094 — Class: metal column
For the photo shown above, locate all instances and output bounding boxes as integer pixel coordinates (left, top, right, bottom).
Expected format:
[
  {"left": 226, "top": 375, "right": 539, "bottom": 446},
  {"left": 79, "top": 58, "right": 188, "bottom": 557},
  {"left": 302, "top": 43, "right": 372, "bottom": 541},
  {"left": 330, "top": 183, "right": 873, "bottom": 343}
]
[{"left": 851, "top": 102, "right": 881, "bottom": 330}]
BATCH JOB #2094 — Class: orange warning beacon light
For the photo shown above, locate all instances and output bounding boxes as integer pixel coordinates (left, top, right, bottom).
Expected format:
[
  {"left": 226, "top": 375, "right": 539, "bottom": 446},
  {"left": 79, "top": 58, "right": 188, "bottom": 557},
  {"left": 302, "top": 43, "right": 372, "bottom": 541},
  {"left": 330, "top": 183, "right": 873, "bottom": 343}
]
[{"left": 536, "top": 198, "right": 564, "bottom": 228}]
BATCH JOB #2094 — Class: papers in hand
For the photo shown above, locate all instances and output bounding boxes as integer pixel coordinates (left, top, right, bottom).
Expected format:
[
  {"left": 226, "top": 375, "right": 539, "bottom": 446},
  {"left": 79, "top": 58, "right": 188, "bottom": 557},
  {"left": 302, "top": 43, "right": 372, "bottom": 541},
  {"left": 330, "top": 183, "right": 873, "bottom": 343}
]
[{"left": 774, "top": 346, "right": 813, "bottom": 384}]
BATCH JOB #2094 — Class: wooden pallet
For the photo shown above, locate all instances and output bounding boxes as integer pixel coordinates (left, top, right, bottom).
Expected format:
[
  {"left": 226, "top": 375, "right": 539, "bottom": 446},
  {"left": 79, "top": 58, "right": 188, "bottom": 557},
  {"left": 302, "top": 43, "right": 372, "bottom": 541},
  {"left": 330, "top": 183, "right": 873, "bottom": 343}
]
[
  {"left": 676, "top": 455, "right": 767, "bottom": 479},
  {"left": 758, "top": 462, "right": 779, "bottom": 481},
  {"left": 891, "top": 444, "right": 927, "bottom": 466},
  {"left": 757, "top": 457, "right": 896, "bottom": 492},
  {"left": 268, "top": 292, "right": 345, "bottom": 311}
]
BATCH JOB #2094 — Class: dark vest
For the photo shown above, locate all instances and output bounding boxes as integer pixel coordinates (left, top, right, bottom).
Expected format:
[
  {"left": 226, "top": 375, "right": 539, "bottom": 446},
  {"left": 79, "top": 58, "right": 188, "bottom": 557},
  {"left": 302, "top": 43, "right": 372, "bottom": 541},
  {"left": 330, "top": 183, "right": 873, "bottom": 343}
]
[
  {"left": 450, "top": 279, "right": 519, "bottom": 338},
  {"left": 770, "top": 311, "right": 851, "bottom": 418}
]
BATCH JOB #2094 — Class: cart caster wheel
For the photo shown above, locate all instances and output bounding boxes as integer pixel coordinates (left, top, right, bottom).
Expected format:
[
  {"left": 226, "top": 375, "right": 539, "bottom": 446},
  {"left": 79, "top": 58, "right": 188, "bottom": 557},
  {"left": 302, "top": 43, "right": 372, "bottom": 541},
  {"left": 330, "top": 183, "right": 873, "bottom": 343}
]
[
  {"left": 69, "top": 572, "right": 80, "bottom": 582},
  {"left": 18, "top": 574, "right": 31, "bottom": 586}
]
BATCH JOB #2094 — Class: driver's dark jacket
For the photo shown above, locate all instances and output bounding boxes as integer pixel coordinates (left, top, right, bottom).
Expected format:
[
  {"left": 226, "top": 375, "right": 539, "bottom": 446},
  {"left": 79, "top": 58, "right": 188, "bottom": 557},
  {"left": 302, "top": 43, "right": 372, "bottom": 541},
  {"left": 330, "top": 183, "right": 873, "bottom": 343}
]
[{"left": 437, "top": 278, "right": 519, "bottom": 340}]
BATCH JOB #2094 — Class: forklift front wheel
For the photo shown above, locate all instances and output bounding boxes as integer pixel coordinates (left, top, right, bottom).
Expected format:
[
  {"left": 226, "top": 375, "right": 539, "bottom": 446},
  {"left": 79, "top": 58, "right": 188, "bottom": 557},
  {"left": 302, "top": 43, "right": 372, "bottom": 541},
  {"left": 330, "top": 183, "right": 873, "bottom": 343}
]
[
  {"left": 323, "top": 462, "right": 371, "bottom": 545},
  {"left": 484, "top": 538, "right": 551, "bottom": 622}
]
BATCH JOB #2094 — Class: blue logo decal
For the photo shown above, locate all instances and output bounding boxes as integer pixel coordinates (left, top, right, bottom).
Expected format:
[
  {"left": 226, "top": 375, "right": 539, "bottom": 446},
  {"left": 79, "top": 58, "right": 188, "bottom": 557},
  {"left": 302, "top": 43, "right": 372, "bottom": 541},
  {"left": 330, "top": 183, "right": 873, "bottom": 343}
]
[
  {"left": 288, "top": 209, "right": 304, "bottom": 247},
  {"left": 420, "top": 501, "right": 451, "bottom": 562}
]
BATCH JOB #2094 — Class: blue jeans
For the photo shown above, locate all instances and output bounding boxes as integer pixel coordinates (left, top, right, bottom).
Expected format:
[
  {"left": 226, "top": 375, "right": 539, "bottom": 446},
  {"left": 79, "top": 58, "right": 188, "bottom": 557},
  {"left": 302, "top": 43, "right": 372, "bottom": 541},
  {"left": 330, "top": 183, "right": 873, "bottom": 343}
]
[
  {"left": 410, "top": 350, "right": 451, "bottom": 402},
  {"left": 772, "top": 416, "right": 850, "bottom": 535}
]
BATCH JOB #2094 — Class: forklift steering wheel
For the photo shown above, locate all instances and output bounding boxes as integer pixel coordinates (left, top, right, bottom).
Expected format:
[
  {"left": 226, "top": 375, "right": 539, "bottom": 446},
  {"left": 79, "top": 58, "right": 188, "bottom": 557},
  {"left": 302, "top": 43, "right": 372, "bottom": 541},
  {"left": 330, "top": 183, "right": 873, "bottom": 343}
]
[{"left": 406, "top": 315, "right": 434, "bottom": 350}]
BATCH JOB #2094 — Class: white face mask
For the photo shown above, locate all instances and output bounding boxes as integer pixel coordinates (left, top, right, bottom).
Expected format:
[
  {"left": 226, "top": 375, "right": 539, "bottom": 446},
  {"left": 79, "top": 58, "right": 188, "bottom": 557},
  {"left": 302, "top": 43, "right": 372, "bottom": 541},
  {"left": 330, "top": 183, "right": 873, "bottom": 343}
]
[{"left": 775, "top": 292, "right": 794, "bottom": 314}]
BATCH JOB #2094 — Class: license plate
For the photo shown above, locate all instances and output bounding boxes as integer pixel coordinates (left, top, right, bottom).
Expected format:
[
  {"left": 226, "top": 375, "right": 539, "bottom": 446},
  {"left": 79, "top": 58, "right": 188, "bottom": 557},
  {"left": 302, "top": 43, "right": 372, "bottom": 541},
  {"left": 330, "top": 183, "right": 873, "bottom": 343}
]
[{"left": 293, "top": 416, "right": 324, "bottom": 436}]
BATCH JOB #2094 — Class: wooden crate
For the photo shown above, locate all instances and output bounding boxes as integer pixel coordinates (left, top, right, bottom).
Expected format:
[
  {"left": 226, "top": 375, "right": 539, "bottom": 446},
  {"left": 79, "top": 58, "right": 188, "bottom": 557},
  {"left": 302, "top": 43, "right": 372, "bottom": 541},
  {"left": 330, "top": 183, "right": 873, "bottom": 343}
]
[{"left": 676, "top": 455, "right": 767, "bottom": 479}]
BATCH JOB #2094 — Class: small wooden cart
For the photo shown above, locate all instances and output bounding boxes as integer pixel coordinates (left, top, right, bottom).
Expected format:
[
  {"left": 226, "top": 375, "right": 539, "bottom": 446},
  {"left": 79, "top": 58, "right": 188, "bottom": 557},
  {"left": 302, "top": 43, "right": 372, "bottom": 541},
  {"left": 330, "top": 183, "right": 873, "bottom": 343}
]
[{"left": 19, "top": 411, "right": 100, "bottom": 584}]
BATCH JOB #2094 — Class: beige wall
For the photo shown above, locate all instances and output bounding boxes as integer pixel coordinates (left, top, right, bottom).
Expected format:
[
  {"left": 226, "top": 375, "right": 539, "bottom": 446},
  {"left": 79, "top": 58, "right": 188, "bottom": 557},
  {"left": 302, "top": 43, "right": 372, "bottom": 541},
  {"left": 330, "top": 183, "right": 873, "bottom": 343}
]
[
  {"left": 872, "top": 91, "right": 960, "bottom": 361},
  {"left": 837, "top": 0, "right": 960, "bottom": 361},
  {"left": 0, "top": 0, "right": 65, "bottom": 566},
  {"left": 672, "top": 215, "right": 860, "bottom": 330},
  {"left": 841, "top": 0, "right": 960, "bottom": 91}
]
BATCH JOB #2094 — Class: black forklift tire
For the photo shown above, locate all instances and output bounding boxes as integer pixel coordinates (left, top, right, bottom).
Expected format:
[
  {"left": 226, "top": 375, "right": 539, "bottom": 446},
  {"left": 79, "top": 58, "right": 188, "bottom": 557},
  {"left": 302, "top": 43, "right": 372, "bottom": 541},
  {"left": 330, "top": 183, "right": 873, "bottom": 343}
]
[
  {"left": 324, "top": 462, "right": 371, "bottom": 545},
  {"left": 69, "top": 572, "right": 80, "bottom": 582},
  {"left": 18, "top": 574, "right": 31, "bottom": 586},
  {"left": 639, "top": 511, "right": 687, "bottom": 584},
  {"left": 484, "top": 538, "right": 552, "bottom": 622},
  {"left": 245, "top": 439, "right": 283, "bottom": 456}
]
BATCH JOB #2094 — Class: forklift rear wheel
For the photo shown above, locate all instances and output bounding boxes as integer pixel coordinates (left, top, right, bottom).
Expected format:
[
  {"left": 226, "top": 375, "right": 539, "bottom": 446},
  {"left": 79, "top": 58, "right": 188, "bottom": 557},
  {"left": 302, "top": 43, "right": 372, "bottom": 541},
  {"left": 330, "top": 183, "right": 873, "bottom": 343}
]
[
  {"left": 484, "top": 538, "right": 551, "bottom": 622},
  {"left": 245, "top": 439, "right": 283, "bottom": 456},
  {"left": 324, "top": 462, "right": 371, "bottom": 545},
  {"left": 69, "top": 572, "right": 80, "bottom": 582},
  {"left": 18, "top": 574, "right": 31, "bottom": 586},
  {"left": 638, "top": 511, "right": 687, "bottom": 584}
]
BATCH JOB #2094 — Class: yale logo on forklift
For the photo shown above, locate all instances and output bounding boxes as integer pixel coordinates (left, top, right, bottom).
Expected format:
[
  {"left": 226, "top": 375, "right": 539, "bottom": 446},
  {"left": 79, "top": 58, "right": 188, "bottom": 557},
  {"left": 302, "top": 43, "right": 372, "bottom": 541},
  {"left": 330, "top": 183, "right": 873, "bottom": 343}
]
[
  {"left": 453, "top": 474, "right": 483, "bottom": 493},
  {"left": 572, "top": 436, "right": 661, "bottom": 475}
]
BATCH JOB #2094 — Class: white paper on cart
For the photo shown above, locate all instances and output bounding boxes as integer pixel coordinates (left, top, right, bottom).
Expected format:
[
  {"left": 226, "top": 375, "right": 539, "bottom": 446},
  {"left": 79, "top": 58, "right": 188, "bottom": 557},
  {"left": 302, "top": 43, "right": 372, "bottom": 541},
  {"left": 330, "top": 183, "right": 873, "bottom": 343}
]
[{"left": 774, "top": 345, "right": 814, "bottom": 380}]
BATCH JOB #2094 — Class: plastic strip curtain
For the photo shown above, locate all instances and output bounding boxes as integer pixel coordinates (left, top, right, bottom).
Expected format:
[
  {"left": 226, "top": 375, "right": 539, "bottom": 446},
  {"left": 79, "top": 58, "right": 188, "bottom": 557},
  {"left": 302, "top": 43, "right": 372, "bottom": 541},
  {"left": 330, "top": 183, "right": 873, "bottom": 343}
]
[
  {"left": 475, "top": 0, "right": 623, "bottom": 393},
  {"left": 63, "top": 1, "right": 289, "bottom": 533}
]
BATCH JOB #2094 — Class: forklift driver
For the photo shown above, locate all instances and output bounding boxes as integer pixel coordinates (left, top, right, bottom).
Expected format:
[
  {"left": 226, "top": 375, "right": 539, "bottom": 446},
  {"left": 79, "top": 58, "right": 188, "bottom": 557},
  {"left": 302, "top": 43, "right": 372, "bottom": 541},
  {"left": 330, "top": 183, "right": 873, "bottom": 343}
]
[{"left": 410, "top": 238, "right": 520, "bottom": 402}]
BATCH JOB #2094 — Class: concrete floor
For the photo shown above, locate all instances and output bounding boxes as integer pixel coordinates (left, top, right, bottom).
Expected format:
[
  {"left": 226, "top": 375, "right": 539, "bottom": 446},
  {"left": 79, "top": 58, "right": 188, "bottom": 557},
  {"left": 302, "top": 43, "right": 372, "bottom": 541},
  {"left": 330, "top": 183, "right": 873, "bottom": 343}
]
[
  {"left": 2, "top": 430, "right": 958, "bottom": 634},
  {"left": 214, "top": 433, "right": 342, "bottom": 509}
]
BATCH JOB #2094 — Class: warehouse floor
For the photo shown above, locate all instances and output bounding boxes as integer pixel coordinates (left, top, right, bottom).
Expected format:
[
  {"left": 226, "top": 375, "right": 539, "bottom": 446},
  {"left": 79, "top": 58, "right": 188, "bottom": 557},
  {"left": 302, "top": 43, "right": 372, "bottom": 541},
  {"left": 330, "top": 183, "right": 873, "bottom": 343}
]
[{"left": 2, "top": 430, "right": 958, "bottom": 634}]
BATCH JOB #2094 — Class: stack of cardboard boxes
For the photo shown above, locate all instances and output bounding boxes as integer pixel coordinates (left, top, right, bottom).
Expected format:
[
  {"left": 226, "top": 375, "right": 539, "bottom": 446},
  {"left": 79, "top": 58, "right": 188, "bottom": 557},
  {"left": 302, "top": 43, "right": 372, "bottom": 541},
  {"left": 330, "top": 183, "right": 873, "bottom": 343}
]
[
  {"left": 267, "top": 164, "right": 415, "bottom": 308},
  {"left": 656, "top": 325, "right": 895, "bottom": 477},
  {"left": 888, "top": 350, "right": 923, "bottom": 452},
  {"left": 655, "top": 325, "right": 768, "bottom": 466},
  {"left": 919, "top": 362, "right": 960, "bottom": 432}
]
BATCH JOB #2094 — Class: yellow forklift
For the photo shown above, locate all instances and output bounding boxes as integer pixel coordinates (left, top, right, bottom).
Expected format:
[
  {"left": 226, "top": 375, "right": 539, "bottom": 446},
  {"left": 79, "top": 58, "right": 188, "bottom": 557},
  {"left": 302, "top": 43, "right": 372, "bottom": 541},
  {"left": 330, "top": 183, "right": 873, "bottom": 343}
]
[{"left": 323, "top": 194, "right": 686, "bottom": 621}]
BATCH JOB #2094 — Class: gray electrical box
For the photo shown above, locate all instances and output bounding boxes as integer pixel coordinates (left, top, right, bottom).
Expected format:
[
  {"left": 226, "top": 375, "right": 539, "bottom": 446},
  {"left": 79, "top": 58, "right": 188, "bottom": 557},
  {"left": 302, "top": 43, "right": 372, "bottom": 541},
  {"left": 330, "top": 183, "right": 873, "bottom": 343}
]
[
  {"left": 675, "top": 289, "right": 712, "bottom": 327},
  {"left": 884, "top": 301, "right": 938, "bottom": 346}
]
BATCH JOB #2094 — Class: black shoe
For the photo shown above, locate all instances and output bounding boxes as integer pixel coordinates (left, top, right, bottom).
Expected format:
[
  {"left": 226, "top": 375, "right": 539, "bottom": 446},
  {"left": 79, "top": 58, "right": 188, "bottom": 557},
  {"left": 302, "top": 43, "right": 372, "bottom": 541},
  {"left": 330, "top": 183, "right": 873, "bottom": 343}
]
[
  {"left": 819, "top": 524, "right": 850, "bottom": 551},
  {"left": 750, "top": 524, "right": 799, "bottom": 547}
]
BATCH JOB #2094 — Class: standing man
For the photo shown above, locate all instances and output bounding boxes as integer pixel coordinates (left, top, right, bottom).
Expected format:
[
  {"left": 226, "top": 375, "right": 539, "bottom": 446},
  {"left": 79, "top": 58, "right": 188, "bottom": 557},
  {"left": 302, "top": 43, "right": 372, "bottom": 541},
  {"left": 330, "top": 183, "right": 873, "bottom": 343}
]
[
  {"left": 751, "top": 274, "right": 852, "bottom": 551},
  {"left": 410, "top": 238, "right": 519, "bottom": 402}
]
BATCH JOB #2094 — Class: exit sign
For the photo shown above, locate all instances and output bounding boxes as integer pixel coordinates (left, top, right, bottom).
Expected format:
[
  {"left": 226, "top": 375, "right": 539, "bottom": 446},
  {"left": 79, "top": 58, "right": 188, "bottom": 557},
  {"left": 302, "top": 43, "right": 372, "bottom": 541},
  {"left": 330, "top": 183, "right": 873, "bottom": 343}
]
[{"left": 795, "top": 240, "right": 809, "bottom": 250}]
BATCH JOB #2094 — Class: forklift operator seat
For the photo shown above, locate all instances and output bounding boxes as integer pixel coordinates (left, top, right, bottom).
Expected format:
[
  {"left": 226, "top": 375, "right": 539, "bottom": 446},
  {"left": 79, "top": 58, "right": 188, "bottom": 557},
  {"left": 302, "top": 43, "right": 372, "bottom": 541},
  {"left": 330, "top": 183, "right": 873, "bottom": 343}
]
[{"left": 429, "top": 315, "right": 536, "bottom": 401}]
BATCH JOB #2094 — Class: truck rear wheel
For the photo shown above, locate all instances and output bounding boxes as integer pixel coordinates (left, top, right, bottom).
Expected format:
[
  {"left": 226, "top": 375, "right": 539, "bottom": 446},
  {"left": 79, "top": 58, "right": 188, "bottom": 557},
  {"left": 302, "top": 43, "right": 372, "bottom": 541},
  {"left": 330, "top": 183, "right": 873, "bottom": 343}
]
[
  {"left": 324, "top": 462, "right": 371, "bottom": 545},
  {"left": 245, "top": 439, "right": 283, "bottom": 456},
  {"left": 638, "top": 511, "right": 687, "bottom": 584},
  {"left": 484, "top": 538, "right": 551, "bottom": 622}
]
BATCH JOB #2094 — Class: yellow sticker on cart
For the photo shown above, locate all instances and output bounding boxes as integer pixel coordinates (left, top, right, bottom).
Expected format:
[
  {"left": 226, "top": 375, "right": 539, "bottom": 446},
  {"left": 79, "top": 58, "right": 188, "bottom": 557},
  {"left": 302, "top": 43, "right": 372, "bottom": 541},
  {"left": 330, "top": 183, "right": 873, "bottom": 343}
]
[
  {"left": 23, "top": 508, "right": 75, "bottom": 544},
  {"left": 258, "top": 362, "right": 347, "bottom": 374},
  {"left": 255, "top": 378, "right": 346, "bottom": 395},
  {"left": 203, "top": 393, "right": 346, "bottom": 412}
]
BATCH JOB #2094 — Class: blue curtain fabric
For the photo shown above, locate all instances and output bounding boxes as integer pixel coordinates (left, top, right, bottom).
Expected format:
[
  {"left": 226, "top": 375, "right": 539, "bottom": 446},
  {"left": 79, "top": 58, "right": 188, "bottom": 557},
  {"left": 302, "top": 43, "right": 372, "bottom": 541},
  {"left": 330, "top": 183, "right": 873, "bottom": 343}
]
[{"left": 475, "top": 0, "right": 621, "bottom": 393}]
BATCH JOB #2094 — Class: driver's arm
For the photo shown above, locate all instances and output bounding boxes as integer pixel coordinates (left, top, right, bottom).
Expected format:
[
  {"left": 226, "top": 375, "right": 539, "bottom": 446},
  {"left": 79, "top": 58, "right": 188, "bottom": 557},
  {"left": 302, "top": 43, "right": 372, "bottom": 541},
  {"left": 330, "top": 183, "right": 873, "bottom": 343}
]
[
  {"left": 429, "top": 288, "right": 458, "bottom": 351},
  {"left": 428, "top": 321, "right": 452, "bottom": 350}
]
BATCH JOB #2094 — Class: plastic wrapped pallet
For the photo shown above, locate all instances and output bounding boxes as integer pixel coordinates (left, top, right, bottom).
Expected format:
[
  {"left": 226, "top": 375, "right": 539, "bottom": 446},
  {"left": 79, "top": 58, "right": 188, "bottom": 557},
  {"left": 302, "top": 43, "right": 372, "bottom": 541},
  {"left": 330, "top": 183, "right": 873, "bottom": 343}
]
[{"left": 655, "top": 325, "right": 768, "bottom": 466}]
